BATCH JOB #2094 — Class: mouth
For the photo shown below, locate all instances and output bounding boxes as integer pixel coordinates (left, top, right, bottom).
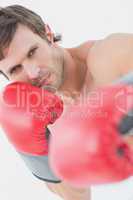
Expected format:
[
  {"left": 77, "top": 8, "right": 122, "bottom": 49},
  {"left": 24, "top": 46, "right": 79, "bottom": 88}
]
[
  {"left": 38, "top": 73, "right": 51, "bottom": 87},
  {"left": 38, "top": 73, "right": 56, "bottom": 92}
]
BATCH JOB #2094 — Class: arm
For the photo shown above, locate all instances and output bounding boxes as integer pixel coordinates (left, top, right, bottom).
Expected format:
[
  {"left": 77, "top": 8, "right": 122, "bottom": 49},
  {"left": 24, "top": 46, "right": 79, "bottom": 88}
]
[{"left": 46, "top": 181, "right": 91, "bottom": 200}]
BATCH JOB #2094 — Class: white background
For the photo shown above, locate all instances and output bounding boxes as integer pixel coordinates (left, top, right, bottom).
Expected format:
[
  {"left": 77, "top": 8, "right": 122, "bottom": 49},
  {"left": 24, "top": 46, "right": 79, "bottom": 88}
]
[{"left": 0, "top": 0, "right": 133, "bottom": 200}]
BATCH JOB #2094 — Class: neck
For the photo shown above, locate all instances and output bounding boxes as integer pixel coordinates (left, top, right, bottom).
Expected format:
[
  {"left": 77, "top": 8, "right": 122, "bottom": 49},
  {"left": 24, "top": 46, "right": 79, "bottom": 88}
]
[{"left": 58, "top": 48, "right": 87, "bottom": 100}]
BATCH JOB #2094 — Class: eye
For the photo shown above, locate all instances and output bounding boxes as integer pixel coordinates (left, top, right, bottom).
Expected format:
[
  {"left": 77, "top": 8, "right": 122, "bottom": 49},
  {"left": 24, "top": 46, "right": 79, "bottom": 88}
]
[
  {"left": 9, "top": 65, "right": 22, "bottom": 75},
  {"left": 28, "top": 47, "right": 38, "bottom": 58}
]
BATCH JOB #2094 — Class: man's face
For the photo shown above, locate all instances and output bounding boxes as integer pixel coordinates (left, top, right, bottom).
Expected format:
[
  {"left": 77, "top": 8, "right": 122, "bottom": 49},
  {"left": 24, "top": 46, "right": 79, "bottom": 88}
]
[{"left": 0, "top": 24, "right": 64, "bottom": 92}]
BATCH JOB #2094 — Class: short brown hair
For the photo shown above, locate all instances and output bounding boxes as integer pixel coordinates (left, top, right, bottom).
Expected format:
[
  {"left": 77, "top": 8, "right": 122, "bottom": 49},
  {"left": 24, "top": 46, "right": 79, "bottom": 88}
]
[{"left": 0, "top": 4, "right": 61, "bottom": 60}]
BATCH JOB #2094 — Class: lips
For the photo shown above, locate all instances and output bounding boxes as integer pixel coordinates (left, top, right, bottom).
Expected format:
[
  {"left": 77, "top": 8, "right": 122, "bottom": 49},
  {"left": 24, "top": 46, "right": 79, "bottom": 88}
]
[{"left": 38, "top": 73, "right": 51, "bottom": 88}]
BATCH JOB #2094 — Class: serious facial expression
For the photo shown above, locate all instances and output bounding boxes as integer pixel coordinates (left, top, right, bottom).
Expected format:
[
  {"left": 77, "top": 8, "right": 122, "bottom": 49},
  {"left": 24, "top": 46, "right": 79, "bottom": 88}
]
[{"left": 0, "top": 24, "right": 64, "bottom": 92}]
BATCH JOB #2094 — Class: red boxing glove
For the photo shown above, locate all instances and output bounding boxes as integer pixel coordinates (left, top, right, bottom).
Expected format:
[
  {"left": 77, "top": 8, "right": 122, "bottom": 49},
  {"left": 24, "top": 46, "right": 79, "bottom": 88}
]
[
  {"left": 0, "top": 81, "right": 63, "bottom": 183},
  {"left": 49, "top": 79, "right": 133, "bottom": 187}
]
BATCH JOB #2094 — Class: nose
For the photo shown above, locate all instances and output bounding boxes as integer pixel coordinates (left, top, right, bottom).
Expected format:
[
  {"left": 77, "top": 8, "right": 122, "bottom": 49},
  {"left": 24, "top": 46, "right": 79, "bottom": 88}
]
[{"left": 23, "top": 64, "right": 40, "bottom": 80}]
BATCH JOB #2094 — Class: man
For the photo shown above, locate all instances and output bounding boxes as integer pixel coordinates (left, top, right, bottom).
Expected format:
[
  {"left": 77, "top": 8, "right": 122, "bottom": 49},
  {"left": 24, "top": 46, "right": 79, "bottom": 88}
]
[{"left": 0, "top": 4, "right": 133, "bottom": 200}]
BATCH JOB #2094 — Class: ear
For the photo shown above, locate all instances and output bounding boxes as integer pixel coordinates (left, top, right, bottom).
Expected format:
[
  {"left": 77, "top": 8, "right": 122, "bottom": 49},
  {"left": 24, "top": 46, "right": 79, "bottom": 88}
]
[{"left": 45, "top": 24, "right": 54, "bottom": 43}]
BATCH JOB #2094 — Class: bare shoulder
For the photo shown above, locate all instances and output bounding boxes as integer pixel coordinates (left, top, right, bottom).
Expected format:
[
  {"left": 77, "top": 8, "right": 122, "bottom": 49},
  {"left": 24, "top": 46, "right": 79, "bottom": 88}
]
[
  {"left": 46, "top": 181, "right": 91, "bottom": 200},
  {"left": 67, "top": 40, "right": 96, "bottom": 62},
  {"left": 89, "top": 33, "right": 133, "bottom": 61},
  {"left": 105, "top": 32, "right": 133, "bottom": 41},
  {"left": 76, "top": 40, "right": 96, "bottom": 61},
  {"left": 87, "top": 33, "right": 133, "bottom": 86}
]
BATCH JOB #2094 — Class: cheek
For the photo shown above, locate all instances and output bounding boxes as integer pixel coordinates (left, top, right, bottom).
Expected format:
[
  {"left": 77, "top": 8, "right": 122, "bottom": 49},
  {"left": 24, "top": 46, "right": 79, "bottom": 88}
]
[
  {"left": 37, "top": 46, "right": 52, "bottom": 63},
  {"left": 52, "top": 67, "right": 62, "bottom": 80},
  {"left": 11, "top": 70, "right": 29, "bottom": 82},
  {"left": 37, "top": 53, "right": 47, "bottom": 64}
]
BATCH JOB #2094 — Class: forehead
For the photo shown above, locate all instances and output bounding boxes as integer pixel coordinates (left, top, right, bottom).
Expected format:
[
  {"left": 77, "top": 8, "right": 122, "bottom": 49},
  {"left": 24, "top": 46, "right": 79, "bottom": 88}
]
[
  {"left": 0, "top": 24, "right": 43, "bottom": 72},
  {"left": 4, "top": 24, "right": 41, "bottom": 57}
]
